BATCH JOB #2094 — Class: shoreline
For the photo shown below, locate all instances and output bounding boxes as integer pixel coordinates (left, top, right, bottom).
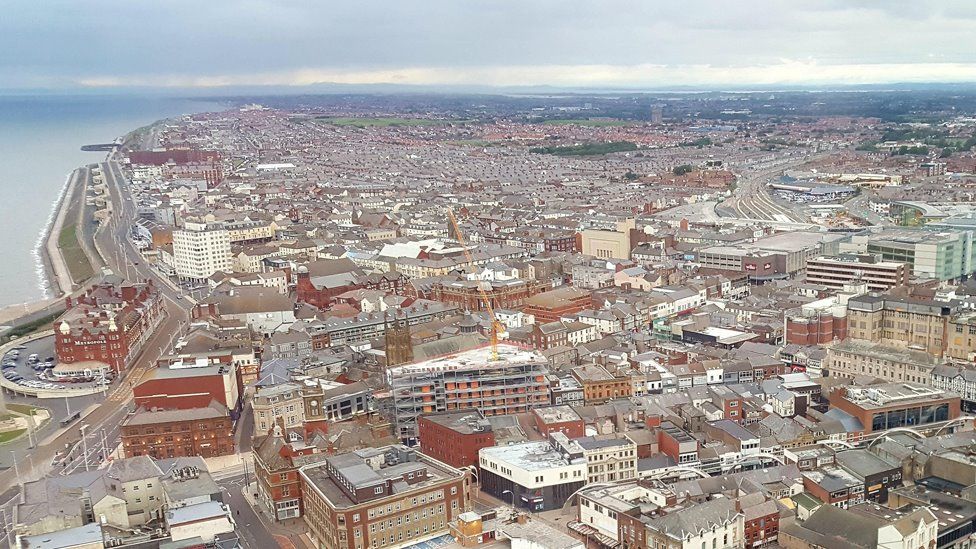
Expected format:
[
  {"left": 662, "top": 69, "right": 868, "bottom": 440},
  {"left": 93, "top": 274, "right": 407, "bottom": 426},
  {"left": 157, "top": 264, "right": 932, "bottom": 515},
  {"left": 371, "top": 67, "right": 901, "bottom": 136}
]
[
  {"left": 5, "top": 112, "right": 181, "bottom": 324},
  {"left": 33, "top": 171, "right": 73, "bottom": 300}
]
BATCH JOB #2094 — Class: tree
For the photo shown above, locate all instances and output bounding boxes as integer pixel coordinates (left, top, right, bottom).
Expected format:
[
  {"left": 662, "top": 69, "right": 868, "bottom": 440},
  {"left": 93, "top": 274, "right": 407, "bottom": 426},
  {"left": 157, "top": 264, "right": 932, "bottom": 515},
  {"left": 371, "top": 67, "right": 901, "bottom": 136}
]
[{"left": 673, "top": 165, "right": 694, "bottom": 176}]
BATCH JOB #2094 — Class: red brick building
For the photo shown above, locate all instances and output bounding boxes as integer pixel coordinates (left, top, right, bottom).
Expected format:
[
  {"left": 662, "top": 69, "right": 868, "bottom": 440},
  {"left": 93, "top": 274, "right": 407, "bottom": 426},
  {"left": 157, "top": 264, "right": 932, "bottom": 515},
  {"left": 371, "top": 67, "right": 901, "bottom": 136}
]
[
  {"left": 531, "top": 406, "right": 585, "bottom": 438},
  {"left": 827, "top": 383, "right": 960, "bottom": 435},
  {"left": 743, "top": 499, "right": 779, "bottom": 547},
  {"left": 521, "top": 286, "right": 592, "bottom": 323},
  {"left": 300, "top": 446, "right": 470, "bottom": 549},
  {"left": 657, "top": 422, "right": 699, "bottom": 465},
  {"left": 417, "top": 279, "right": 549, "bottom": 312},
  {"left": 121, "top": 400, "right": 234, "bottom": 459},
  {"left": 295, "top": 259, "right": 406, "bottom": 309},
  {"left": 133, "top": 359, "right": 242, "bottom": 418},
  {"left": 127, "top": 149, "right": 224, "bottom": 187},
  {"left": 417, "top": 411, "right": 496, "bottom": 470},
  {"left": 253, "top": 430, "right": 330, "bottom": 521},
  {"left": 55, "top": 280, "right": 164, "bottom": 373},
  {"left": 785, "top": 309, "right": 847, "bottom": 345}
]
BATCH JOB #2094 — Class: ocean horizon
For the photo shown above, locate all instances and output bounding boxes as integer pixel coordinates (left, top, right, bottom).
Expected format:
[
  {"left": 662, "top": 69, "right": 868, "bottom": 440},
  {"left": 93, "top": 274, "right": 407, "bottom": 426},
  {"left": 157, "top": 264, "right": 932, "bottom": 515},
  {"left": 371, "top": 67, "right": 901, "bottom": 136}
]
[{"left": 0, "top": 94, "right": 221, "bottom": 308}]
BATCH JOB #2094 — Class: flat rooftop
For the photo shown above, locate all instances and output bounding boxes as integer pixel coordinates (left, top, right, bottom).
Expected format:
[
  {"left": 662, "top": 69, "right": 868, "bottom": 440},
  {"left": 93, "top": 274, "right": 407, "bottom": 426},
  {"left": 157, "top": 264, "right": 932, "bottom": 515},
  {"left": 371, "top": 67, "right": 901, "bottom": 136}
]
[
  {"left": 842, "top": 383, "right": 953, "bottom": 409},
  {"left": 480, "top": 440, "right": 585, "bottom": 472},
  {"left": 534, "top": 405, "right": 582, "bottom": 424},
  {"left": 387, "top": 343, "right": 546, "bottom": 375},
  {"left": 422, "top": 411, "right": 492, "bottom": 435}
]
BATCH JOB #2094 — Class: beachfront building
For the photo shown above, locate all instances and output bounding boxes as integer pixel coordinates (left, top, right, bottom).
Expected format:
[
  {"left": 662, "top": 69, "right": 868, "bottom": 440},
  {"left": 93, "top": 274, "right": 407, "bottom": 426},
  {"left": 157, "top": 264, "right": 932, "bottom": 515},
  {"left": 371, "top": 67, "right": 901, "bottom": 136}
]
[{"left": 173, "top": 220, "right": 232, "bottom": 282}]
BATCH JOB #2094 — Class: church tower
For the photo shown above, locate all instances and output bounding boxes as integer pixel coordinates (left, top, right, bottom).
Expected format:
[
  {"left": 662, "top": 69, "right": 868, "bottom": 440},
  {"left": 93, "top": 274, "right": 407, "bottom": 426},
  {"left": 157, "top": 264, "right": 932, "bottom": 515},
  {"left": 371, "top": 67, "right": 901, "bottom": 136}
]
[{"left": 385, "top": 314, "right": 414, "bottom": 368}]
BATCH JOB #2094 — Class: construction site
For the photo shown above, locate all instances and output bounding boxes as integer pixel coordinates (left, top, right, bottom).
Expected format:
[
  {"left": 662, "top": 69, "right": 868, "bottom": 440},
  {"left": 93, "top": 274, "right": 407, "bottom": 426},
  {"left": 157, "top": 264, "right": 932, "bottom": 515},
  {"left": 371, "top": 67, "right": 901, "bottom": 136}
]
[{"left": 388, "top": 343, "right": 550, "bottom": 444}]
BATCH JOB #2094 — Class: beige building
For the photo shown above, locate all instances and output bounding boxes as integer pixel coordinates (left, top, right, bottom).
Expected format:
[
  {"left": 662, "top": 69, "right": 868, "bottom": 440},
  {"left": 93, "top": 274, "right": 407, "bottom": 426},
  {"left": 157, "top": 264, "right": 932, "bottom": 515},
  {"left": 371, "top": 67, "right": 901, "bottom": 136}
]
[
  {"left": 552, "top": 432, "right": 637, "bottom": 484},
  {"left": 224, "top": 219, "right": 276, "bottom": 243},
  {"left": 825, "top": 339, "right": 940, "bottom": 385},
  {"left": 946, "top": 311, "right": 976, "bottom": 361},
  {"left": 581, "top": 219, "right": 635, "bottom": 260},
  {"left": 365, "top": 228, "right": 398, "bottom": 241},
  {"left": 846, "top": 294, "right": 953, "bottom": 357},
  {"left": 253, "top": 382, "right": 305, "bottom": 434}
]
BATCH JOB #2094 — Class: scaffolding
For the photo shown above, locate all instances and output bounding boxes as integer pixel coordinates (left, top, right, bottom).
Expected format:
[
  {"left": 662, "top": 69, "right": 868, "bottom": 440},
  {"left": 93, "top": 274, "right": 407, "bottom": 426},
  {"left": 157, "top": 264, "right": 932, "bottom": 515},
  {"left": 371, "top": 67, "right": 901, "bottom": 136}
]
[{"left": 391, "top": 359, "right": 549, "bottom": 441}]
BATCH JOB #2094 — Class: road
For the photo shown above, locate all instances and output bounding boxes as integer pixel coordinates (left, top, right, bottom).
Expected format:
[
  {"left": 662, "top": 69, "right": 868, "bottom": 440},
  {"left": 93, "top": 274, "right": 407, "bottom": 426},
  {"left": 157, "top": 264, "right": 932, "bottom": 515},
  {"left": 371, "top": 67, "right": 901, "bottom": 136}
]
[
  {"left": 216, "top": 473, "right": 279, "bottom": 549},
  {"left": 0, "top": 156, "right": 192, "bottom": 508}
]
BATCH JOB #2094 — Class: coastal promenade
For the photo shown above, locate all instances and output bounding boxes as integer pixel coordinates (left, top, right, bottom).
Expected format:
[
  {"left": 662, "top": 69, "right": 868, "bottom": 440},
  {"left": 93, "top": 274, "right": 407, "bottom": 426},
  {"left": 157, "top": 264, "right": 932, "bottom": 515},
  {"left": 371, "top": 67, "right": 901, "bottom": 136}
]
[
  {"left": 0, "top": 156, "right": 190, "bottom": 498},
  {"left": 44, "top": 168, "right": 84, "bottom": 295}
]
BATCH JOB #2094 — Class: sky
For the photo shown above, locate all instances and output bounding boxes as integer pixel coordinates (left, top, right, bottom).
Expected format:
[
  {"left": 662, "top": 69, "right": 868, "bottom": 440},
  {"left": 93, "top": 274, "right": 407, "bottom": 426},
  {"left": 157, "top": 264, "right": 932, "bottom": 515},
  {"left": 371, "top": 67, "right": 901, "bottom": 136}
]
[{"left": 5, "top": 0, "right": 976, "bottom": 90}]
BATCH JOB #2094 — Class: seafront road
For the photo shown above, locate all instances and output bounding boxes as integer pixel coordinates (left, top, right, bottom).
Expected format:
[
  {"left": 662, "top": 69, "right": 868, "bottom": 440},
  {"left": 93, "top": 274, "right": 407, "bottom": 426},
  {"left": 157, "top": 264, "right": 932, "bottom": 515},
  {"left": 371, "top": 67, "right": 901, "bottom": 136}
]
[{"left": 0, "top": 155, "right": 191, "bottom": 508}]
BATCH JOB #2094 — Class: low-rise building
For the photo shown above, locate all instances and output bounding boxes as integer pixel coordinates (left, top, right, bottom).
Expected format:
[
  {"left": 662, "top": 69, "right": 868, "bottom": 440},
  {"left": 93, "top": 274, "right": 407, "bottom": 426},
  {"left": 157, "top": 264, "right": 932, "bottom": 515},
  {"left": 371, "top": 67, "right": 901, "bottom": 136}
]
[
  {"left": 300, "top": 446, "right": 470, "bottom": 549},
  {"left": 572, "top": 364, "right": 633, "bottom": 404},
  {"left": 417, "top": 411, "right": 496, "bottom": 470},
  {"left": 805, "top": 253, "right": 910, "bottom": 292},
  {"left": 532, "top": 406, "right": 585, "bottom": 439},
  {"left": 253, "top": 430, "right": 330, "bottom": 522},
  {"left": 779, "top": 501, "right": 938, "bottom": 549},
  {"left": 478, "top": 440, "right": 587, "bottom": 512},
  {"left": 644, "top": 497, "right": 745, "bottom": 549},
  {"left": 253, "top": 382, "right": 305, "bottom": 435},
  {"left": 121, "top": 400, "right": 235, "bottom": 459},
  {"left": 931, "top": 363, "right": 976, "bottom": 413},
  {"left": 827, "top": 383, "right": 961, "bottom": 434},
  {"left": 552, "top": 432, "right": 637, "bottom": 484}
]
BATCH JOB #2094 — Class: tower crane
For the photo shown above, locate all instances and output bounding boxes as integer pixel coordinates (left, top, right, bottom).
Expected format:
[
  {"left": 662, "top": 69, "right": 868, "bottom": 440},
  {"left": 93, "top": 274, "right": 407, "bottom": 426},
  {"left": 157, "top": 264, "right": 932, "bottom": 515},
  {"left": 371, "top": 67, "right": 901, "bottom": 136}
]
[{"left": 446, "top": 208, "right": 503, "bottom": 361}]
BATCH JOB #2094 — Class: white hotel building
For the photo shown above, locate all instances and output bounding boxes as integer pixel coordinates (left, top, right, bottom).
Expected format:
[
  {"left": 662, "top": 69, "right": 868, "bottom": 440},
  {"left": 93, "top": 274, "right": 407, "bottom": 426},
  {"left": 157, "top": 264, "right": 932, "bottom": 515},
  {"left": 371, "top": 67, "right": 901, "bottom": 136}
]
[{"left": 173, "top": 221, "right": 232, "bottom": 282}]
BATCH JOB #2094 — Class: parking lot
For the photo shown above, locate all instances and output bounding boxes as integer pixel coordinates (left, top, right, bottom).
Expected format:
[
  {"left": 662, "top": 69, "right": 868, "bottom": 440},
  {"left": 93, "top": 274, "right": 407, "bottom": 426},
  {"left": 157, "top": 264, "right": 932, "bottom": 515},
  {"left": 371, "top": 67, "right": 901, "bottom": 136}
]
[{"left": 2, "top": 335, "right": 109, "bottom": 393}]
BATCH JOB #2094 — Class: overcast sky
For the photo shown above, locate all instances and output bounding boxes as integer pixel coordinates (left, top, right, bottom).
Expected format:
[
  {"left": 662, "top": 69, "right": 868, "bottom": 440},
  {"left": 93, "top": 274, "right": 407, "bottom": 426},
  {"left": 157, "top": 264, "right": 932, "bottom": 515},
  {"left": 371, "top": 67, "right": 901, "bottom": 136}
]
[{"left": 5, "top": 0, "right": 976, "bottom": 90}]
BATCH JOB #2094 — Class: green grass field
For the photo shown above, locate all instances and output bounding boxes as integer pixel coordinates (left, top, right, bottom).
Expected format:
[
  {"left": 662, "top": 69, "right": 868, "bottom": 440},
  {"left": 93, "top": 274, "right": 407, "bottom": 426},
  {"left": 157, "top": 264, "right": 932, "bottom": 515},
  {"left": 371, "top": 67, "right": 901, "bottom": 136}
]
[
  {"left": 316, "top": 117, "right": 469, "bottom": 128},
  {"left": 7, "top": 403, "right": 39, "bottom": 416},
  {"left": 541, "top": 119, "right": 630, "bottom": 127},
  {"left": 58, "top": 224, "right": 94, "bottom": 284},
  {"left": 529, "top": 141, "right": 639, "bottom": 156},
  {"left": 0, "top": 429, "right": 25, "bottom": 444}
]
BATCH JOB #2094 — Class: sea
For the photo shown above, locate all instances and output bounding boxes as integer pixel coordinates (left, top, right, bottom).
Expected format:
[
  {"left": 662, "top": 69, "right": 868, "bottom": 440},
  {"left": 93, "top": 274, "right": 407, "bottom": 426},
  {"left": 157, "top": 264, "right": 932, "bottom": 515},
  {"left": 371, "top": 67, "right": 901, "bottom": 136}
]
[{"left": 0, "top": 94, "right": 221, "bottom": 308}]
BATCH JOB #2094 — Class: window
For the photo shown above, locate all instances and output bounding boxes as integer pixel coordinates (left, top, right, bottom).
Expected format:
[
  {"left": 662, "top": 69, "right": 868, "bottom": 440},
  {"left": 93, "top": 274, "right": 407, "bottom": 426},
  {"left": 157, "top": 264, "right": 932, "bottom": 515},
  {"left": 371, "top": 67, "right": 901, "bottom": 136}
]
[{"left": 374, "top": 487, "right": 384, "bottom": 494}]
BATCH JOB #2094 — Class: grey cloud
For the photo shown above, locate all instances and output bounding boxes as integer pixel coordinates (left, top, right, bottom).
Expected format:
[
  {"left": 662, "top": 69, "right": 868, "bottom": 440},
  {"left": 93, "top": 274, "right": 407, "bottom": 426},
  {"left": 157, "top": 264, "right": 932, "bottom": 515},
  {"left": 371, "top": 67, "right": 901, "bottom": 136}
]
[{"left": 1, "top": 0, "right": 975, "bottom": 88}]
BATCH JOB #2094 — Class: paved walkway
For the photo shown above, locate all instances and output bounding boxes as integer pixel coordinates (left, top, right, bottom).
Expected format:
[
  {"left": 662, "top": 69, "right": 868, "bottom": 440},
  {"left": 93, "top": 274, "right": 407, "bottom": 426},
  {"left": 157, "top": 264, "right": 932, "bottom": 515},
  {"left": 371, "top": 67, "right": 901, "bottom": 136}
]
[
  {"left": 45, "top": 168, "right": 84, "bottom": 296},
  {"left": 0, "top": 297, "right": 60, "bottom": 327},
  {"left": 241, "top": 480, "right": 316, "bottom": 548}
]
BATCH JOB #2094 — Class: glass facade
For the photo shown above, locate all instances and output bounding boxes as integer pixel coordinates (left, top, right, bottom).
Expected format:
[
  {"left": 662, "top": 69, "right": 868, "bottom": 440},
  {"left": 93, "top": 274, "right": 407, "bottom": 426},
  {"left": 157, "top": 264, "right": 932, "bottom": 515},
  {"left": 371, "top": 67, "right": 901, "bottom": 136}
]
[{"left": 871, "top": 403, "right": 949, "bottom": 431}]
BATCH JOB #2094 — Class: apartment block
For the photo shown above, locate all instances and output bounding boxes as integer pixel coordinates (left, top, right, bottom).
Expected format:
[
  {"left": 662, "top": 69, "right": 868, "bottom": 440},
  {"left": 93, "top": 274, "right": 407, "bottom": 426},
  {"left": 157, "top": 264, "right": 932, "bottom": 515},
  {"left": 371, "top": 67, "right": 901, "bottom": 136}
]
[
  {"left": 173, "top": 220, "right": 232, "bottom": 281},
  {"left": 388, "top": 344, "right": 549, "bottom": 443}
]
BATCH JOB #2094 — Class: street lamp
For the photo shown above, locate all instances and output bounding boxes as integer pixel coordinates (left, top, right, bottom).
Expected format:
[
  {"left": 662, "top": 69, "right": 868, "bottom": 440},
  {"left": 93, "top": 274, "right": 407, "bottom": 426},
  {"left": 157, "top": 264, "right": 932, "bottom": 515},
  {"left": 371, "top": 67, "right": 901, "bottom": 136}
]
[
  {"left": 80, "top": 424, "right": 90, "bottom": 472},
  {"left": 501, "top": 489, "right": 516, "bottom": 516}
]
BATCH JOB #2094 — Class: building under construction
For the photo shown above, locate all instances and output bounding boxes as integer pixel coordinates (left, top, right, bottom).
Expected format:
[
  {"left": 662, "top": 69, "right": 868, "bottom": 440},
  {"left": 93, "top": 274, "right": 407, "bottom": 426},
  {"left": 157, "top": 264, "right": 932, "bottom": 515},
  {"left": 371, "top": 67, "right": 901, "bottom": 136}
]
[{"left": 388, "top": 343, "right": 550, "bottom": 444}]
